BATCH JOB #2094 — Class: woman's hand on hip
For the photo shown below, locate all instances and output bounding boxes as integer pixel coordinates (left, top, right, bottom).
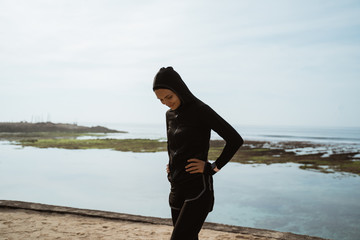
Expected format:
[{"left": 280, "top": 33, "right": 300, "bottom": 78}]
[{"left": 185, "top": 159, "right": 205, "bottom": 174}]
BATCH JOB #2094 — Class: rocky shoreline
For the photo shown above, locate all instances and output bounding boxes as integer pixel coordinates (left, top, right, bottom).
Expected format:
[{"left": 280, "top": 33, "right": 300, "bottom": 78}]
[{"left": 1, "top": 122, "right": 359, "bottom": 176}]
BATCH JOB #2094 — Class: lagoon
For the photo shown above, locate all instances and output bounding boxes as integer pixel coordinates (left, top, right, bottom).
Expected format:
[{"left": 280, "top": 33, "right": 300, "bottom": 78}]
[{"left": 1, "top": 141, "right": 359, "bottom": 240}]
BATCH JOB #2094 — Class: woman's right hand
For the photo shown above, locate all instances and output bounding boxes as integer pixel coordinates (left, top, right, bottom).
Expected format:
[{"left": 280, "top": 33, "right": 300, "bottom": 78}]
[{"left": 166, "top": 164, "right": 170, "bottom": 174}]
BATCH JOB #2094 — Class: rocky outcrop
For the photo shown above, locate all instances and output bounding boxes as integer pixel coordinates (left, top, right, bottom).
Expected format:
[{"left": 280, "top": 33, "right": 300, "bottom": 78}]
[{"left": 0, "top": 122, "right": 125, "bottom": 133}]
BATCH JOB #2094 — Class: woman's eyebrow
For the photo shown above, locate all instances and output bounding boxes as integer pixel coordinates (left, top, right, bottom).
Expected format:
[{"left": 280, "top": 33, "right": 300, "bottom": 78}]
[{"left": 158, "top": 94, "right": 171, "bottom": 100}]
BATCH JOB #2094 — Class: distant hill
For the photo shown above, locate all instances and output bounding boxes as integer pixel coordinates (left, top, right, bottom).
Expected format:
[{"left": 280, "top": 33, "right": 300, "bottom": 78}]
[{"left": 0, "top": 122, "right": 126, "bottom": 133}]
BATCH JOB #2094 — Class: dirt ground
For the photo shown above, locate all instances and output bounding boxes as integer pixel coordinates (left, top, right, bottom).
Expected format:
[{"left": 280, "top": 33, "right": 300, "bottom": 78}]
[{"left": 0, "top": 201, "right": 328, "bottom": 240}]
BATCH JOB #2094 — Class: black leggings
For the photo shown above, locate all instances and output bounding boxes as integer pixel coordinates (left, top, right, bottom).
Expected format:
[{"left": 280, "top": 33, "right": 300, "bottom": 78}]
[{"left": 169, "top": 175, "right": 214, "bottom": 240}]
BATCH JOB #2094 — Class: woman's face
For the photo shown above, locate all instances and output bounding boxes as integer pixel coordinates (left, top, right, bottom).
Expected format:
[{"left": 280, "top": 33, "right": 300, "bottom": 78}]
[{"left": 154, "top": 89, "right": 181, "bottom": 110}]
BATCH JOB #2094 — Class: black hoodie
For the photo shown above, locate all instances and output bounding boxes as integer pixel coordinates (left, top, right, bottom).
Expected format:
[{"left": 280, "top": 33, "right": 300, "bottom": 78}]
[{"left": 153, "top": 67, "right": 243, "bottom": 186}]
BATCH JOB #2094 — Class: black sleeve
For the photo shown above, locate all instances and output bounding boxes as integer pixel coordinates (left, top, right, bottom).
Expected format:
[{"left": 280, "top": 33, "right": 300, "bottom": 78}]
[{"left": 200, "top": 104, "right": 243, "bottom": 170}]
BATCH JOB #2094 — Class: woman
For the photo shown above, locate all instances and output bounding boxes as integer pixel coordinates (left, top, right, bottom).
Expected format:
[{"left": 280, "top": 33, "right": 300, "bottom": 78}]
[{"left": 153, "top": 67, "right": 243, "bottom": 240}]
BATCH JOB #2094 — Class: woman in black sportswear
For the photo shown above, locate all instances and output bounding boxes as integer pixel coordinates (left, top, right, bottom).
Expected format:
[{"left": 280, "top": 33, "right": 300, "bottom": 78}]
[{"left": 153, "top": 67, "right": 243, "bottom": 240}]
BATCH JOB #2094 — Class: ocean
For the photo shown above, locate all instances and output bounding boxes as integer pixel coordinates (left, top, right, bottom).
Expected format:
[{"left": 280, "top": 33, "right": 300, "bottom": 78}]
[{"left": 81, "top": 122, "right": 360, "bottom": 144}]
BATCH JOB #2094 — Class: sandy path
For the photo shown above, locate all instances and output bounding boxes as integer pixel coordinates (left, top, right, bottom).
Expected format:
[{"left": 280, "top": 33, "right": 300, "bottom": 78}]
[
  {"left": 0, "top": 201, "right": 327, "bottom": 240},
  {"left": 0, "top": 208, "right": 266, "bottom": 240}
]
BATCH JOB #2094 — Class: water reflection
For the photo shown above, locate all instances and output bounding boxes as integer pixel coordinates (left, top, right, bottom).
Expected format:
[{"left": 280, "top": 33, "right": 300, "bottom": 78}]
[
  {"left": 212, "top": 163, "right": 360, "bottom": 240},
  {"left": 0, "top": 142, "right": 359, "bottom": 240}
]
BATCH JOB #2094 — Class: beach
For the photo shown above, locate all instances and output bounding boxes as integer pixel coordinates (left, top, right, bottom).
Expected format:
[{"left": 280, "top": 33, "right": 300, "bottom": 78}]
[{"left": 0, "top": 200, "right": 328, "bottom": 240}]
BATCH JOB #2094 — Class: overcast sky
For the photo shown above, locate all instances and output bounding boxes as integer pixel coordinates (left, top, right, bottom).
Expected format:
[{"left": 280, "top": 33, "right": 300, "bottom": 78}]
[{"left": 1, "top": 0, "right": 359, "bottom": 127}]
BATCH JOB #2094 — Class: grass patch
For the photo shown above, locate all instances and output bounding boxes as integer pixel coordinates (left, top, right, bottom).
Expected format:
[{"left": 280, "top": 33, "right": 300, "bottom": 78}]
[
  {"left": 18, "top": 138, "right": 167, "bottom": 153},
  {"left": 209, "top": 141, "right": 360, "bottom": 175},
  {"left": 8, "top": 135, "right": 360, "bottom": 176},
  {"left": 0, "top": 132, "right": 105, "bottom": 140}
]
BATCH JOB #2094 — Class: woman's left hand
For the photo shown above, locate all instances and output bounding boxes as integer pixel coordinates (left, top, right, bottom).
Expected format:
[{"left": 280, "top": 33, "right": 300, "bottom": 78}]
[{"left": 185, "top": 159, "right": 205, "bottom": 174}]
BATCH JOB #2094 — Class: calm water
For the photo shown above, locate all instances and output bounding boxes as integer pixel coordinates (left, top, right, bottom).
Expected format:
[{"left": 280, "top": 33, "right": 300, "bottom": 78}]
[
  {"left": 86, "top": 122, "right": 360, "bottom": 144},
  {"left": 1, "top": 140, "right": 360, "bottom": 240}
]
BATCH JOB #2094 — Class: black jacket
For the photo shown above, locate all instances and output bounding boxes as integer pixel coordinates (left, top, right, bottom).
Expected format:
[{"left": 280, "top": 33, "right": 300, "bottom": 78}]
[{"left": 153, "top": 67, "right": 243, "bottom": 186}]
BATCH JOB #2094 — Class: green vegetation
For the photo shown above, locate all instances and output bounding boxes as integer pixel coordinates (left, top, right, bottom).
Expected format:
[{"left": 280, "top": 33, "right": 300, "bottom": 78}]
[
  {"left": 0, "top": 122, "right": 126, "bottom": 141},
  {"left": 0, "top": 132, "right": 105, "bottom": 140},
  {"left": 0, "top": 122, "right": 124, "bottom": 133},
  {"left": 208, "top": 141, "right": 360, "bottom": 176},
  {"left": 18, "top": 138, "right": 167, "bottom": 153},
  {"left": 2, "top": 128, "right": 359, "bottom": 176}
]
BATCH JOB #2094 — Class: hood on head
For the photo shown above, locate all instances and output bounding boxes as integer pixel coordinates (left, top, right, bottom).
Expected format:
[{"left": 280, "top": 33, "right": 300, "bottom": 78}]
[{"left": 153, "top": 66, "right": 197, "bottom": 106}]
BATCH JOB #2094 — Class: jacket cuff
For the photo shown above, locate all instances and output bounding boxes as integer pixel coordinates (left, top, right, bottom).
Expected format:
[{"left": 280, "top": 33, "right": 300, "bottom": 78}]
[{"left": 204, "top": 162, "right": 217, "bottom": 176}]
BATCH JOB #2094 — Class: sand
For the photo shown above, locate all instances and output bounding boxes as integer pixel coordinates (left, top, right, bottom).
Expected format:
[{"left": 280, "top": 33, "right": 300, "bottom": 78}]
[
  {"left": 0, "top": 208, "right": 259, "bottom": 240},
  {"left": 0, "top": 201, "right": 327, "bottom": 240}
]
